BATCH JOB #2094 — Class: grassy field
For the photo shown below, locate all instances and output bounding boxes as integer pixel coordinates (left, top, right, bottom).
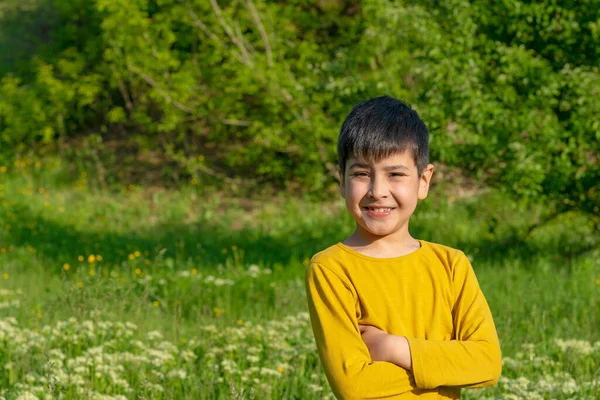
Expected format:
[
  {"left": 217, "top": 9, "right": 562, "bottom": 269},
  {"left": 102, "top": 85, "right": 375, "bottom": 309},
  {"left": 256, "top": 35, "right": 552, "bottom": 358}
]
[{"left": 0, "top": 158, "right": 598, "bottom": 399}]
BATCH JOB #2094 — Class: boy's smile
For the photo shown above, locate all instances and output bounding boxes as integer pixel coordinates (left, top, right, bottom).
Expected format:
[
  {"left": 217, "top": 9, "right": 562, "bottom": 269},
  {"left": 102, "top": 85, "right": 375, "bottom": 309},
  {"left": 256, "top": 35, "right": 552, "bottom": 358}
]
[{"left": 340, "top": 152, "right": 434, "bottom": 246}]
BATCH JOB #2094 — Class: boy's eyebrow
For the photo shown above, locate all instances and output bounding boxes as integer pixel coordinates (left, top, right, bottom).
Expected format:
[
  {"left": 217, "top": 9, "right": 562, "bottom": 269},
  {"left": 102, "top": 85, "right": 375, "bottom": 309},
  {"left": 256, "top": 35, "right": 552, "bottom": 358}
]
[
  {"left": 348, "top": 162, "right": 369, "bottom": 170},
  {"left": 383, "top": 164, "right": 410, "bottom": 171},
  {"left": 348, "top": 162, "right": 411, "bottom": 171}
]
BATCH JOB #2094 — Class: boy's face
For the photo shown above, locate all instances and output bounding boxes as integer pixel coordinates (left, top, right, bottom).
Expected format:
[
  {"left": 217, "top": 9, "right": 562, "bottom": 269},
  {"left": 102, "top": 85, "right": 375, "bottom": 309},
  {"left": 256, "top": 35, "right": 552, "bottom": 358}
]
[{"left": 339, "top": 151, "right": 434, "bottom": 242}]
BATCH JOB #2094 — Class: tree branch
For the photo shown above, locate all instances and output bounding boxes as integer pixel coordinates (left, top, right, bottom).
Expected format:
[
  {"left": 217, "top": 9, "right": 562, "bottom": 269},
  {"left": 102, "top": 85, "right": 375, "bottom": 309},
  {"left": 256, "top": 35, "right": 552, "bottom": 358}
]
[
  {"left": 111, "top": 66, "right": 133, "bottom": 111},
  {"left": 210, "top": 0, "right": 252, "bottom": 65},
  {"left": 127, "top": 65, "right": 194, "bottom": 114},
  {"left": 246, "top": 0, "right": 273, "bottom": 67},
  {"left": 186, "top": 5, "right": 246, "bottom": 65}
]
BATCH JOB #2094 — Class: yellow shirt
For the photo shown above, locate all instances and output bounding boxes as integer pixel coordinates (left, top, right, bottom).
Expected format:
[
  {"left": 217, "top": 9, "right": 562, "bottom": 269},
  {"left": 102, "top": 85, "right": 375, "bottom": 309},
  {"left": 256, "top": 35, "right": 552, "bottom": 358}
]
[{"left": 305, "top": 240, "right": 502, "bottom": 399}]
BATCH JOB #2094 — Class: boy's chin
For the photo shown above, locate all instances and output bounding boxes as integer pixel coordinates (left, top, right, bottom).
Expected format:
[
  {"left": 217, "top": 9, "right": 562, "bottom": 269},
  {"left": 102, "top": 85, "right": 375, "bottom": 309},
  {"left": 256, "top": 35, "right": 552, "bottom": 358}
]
[{"left": 356, "top": 225, "right": 401, "bottom": 239}]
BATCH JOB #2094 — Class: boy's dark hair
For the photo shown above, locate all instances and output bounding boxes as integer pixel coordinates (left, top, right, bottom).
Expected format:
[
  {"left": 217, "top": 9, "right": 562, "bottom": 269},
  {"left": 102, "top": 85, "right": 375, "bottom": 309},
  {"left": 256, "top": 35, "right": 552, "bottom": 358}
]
[{"left": 337, "top": 96, "right": 429, "bottom": 175}]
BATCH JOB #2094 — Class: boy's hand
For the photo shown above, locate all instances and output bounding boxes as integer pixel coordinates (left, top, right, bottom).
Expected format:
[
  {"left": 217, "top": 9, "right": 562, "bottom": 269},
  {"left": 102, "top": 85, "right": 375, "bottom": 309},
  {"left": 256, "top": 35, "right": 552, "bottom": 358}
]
[{"left": 359, "top": 325, "right": 413, "bottom": 370}]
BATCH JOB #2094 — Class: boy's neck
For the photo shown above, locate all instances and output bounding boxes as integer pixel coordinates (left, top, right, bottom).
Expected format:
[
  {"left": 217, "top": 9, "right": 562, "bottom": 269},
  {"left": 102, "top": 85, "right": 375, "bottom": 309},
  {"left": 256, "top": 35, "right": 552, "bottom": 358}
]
[{"left": 342, "top": 228, "right": 421, "bottom": 258}]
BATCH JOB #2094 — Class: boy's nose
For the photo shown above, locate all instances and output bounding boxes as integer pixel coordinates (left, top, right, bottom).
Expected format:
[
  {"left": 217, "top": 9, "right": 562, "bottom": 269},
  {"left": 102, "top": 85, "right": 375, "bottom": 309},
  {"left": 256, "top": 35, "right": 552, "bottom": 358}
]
[{"left": 367, "top": 177, "right": 388, "bottom": 199}]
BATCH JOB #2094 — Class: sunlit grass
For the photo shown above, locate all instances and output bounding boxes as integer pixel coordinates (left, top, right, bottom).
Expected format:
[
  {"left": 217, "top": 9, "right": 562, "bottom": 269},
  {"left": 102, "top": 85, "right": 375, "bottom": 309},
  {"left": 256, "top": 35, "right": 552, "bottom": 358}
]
[{"left": 0, "top": 156, "right": 598, "bottom": 399}]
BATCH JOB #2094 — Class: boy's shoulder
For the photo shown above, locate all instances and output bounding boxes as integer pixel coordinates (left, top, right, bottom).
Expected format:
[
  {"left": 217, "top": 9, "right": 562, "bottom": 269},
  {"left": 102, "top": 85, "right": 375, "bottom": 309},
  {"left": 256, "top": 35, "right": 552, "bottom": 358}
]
[
  {"left": 421, "top": 240, "right": 469, "bottom": 262},
  {"left": 309, "top": 243, "right": 348, "bottom": 272}
]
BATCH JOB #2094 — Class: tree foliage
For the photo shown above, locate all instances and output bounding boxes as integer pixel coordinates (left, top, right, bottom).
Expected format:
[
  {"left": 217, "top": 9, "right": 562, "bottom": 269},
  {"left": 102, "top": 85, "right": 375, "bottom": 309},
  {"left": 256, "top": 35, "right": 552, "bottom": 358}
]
[{"left": 0, "top": 0, "right": 598, "bottom": 223}]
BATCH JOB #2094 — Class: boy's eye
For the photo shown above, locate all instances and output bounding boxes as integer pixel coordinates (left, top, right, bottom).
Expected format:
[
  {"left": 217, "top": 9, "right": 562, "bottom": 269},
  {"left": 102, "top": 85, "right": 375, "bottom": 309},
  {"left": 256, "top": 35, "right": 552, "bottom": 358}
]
[
  {"left": 352, "top": 172, "right": 369, "bottom": 177},
  {"left": 390, "top": 173, "right": 406, "bottom": 177}
]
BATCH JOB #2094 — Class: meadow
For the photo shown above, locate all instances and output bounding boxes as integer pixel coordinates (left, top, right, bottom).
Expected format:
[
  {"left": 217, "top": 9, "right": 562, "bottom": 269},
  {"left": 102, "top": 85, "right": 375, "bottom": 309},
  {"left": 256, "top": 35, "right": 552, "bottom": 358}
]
[{"left": 0, "top": 158, "right": 598, "bottom": 399}]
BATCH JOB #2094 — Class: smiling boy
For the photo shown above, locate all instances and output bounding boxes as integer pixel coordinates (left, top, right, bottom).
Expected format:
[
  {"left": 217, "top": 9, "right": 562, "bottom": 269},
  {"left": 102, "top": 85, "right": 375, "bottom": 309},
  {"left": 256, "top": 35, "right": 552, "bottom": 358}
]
[{"left": 305, "top": 96, "right": 502, "bottom": 399}]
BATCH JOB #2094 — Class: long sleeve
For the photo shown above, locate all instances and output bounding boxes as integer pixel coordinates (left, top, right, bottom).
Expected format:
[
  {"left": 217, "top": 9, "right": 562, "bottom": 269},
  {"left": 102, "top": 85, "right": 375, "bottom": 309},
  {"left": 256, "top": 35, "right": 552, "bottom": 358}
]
[
  {"left": 407, "top": 253, "right": 502, "bottom": 389},
  {"left": 306, "top": 262, "right": 418, "bottom": 399}
]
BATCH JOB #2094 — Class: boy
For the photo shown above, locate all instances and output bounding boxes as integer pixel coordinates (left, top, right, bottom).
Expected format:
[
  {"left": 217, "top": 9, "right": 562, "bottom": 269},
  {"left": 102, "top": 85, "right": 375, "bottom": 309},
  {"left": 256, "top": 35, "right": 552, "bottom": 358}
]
[{"left": 305, "top": 96, "right": 502, "bottom": 399}]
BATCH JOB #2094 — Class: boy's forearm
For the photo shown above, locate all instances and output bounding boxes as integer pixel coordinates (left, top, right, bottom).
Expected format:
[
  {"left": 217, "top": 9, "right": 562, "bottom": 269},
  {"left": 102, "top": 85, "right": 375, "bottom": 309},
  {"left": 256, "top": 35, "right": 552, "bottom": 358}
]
[
  {"left": 386, "top": 334, "right": 413, "bottom": 370},
  {"left": 364, "top": 329, "right": 501, "bottom": 389},
  {"left": 360, "top": 325, "right": 412, "bottom": 370}
]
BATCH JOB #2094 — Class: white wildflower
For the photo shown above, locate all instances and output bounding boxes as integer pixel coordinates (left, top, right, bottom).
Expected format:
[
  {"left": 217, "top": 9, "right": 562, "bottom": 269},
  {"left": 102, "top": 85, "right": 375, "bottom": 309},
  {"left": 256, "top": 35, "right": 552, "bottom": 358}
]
[
  {"left": 16, "top": 393, "right": 39, "bottom": 400},
  {"left": 147, "top": 330, "right": 163, "bottom": 341},
  {"left": 308, "top": 384, "right": 323, "bottom": 393},
  {"left": 167, "top": 369, "right": 187, "bottom": 379},
  {"left": 247, "top": 265, "right": 261, "bottom": 277},
  {"left": 247, "top": 355, "right": 260, "bottom": 363},
  {"left": 180, "top": 350, "right": 197, "bottom": 362},
  {"left": 259, "top": 367, "right": 281, "bottom": 377}
]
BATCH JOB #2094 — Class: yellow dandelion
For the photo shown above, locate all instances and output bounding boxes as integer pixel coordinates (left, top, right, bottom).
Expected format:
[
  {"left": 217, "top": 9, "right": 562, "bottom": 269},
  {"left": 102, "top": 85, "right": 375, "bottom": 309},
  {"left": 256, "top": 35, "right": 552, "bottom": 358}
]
[
  {"left": 2, "top": 273, "right": 8, "bottom": 279},
  {"left": 77, "top": 281, "right": 84, "bottom": 288},
  {"left": 96, "top": 255, "right": 103, "bottom": 261},
  {"left": 89, "top": 269, "right": 96, "bottom": 276},
  {"left": 231, "top": 245, "right": 237, "bottom": 251},
  {"left": 63, "top": 263, "right": 70, "bottom": 271},
  {"left": 0, "top": 166, "right": 6, "bottom": 172},
  {"left": 596, "top": 279, "right": 600, "bottom": 285},
  {"left": 221, "top": 248, "right": 228, "bottom": 254},
  {"left": 88, "top": 254, "right": 96, "bottom": 263},
  {"left": 153, "top": 301, "right": 159, "bottom": 307},
  {"left": 237, "top": 320, "right": 244, "bottom": 325},
  {"left": 213, "top": 307, "right": 225, "bottom": 317},
  {"left": 135, "top": 268, "right": 141, "bottom": 275},
  {"left": 37, "top": 312, "right": 42, "bottom": 319},
  {"left": 190, "top": 178, "right": 197, "bottom": 185},
  {"left": 128, "top": 254, "right": 135, "bottom": 260},
  {"left": 191, "top": 268, "right": 198, "bottom": 275},
  {"left": 134, "top": 250, "right": 141, "bottom": 257},
  {"left": 78, "top": 255, "right": 84, "bottom": 262},
  {"left": 144, "top": 260, "right": 150, "bottom": 265},
  {"left": 181, "top": 337, "right": 187, "bottom": 343},
  {"left": 1, "top": 248, "right": 5, "bottom": 253},
  {"left": 278, "top": 367, "right": 284, "bottom": 373}
]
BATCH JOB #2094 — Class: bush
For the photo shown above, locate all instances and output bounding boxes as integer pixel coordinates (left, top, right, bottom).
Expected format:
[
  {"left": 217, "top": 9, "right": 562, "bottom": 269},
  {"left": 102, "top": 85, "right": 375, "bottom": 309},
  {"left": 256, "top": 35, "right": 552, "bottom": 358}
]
[{"left": 0, "top": 0, "right": 598, "bottom": 228}]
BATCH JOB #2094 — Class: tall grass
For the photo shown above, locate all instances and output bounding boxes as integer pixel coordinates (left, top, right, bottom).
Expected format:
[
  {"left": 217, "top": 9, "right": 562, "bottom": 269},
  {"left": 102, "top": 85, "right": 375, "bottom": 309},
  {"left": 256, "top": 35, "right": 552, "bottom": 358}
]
[{"left": 0, "top": 157, "right": 598, "bottom": 399}]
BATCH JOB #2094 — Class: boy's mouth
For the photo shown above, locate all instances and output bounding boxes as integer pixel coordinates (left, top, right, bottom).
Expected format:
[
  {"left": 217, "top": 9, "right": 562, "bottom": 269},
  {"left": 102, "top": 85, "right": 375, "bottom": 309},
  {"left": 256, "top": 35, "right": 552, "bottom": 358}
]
[
  {"left": 364, "top": 207, "right": 394, "bottom": 212},
  {"left": 363, "top": 206, "right": 395, "bottom": 217}
]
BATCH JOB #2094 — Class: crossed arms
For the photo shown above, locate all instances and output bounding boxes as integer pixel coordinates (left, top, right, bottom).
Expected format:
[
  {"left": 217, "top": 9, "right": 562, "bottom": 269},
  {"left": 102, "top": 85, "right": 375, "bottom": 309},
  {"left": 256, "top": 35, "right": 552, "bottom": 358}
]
[{"left": 305, "top": 258, "right": 502, "bottom": 399}]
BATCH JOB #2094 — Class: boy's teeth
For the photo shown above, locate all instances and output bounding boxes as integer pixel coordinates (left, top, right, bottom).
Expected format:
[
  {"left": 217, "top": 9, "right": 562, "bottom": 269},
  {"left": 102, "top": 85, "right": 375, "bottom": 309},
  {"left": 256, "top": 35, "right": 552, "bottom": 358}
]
[{"left": 371, "top": 208, "right": 391, "bottom": 212}]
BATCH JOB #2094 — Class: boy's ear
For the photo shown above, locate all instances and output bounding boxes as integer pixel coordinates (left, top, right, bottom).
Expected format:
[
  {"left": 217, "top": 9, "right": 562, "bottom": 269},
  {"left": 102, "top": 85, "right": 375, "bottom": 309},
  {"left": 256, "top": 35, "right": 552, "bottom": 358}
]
[
  {"left": 417, "top": 164, "right": 434, "bottom": 200},
  {"left": 338, "top": 167, "right": 345, "bottom": 196}
]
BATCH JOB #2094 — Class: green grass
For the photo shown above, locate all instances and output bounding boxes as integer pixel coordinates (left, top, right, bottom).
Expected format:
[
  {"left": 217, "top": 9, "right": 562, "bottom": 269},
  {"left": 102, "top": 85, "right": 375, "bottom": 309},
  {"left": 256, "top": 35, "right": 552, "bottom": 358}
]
[{"left": 0, "top": 157, "right": 598, "bottom": 399}]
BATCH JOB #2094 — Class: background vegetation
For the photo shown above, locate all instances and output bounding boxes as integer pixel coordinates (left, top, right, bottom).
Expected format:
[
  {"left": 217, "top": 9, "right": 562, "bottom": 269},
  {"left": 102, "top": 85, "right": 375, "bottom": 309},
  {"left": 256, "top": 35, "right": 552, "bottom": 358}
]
[
  {"left": 0, "top": 0, "right": 599, "bottom": 399},
  {"left": 1, "top": 0, "right": 599, "bottom": 227}
]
